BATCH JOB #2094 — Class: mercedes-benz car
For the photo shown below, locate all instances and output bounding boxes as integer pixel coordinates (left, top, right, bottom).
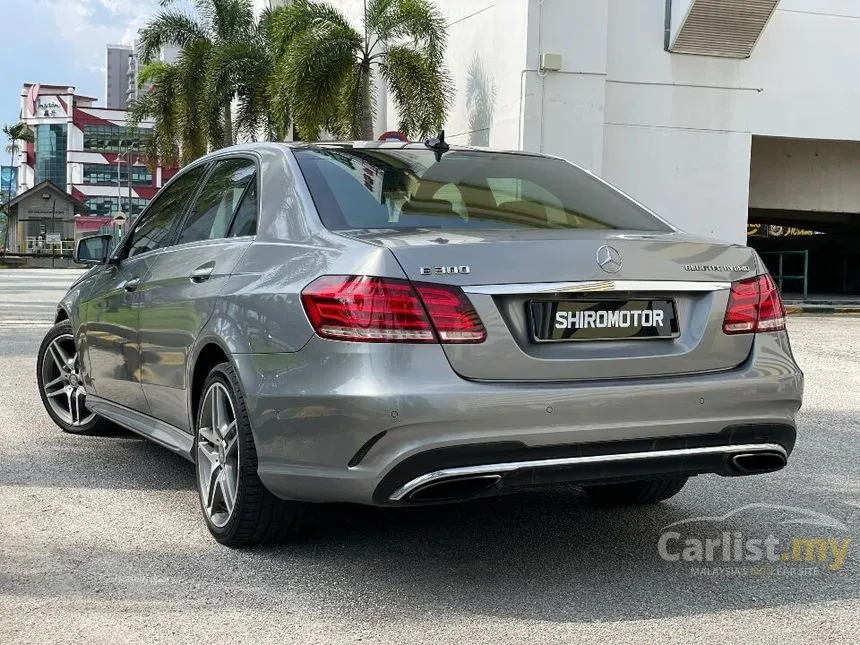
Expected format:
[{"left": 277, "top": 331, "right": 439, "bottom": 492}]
[{"left": 37, "top": 140, "right": 804, "bottom": 546}]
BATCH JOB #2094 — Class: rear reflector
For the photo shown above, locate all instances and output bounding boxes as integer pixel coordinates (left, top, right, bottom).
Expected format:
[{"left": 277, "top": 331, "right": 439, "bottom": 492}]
[
  {"left": 301, "top": 275, "right": 486, "bottom": 344},
  {"left": 723, "top": 273, "right": 786, "bottom": 335}
]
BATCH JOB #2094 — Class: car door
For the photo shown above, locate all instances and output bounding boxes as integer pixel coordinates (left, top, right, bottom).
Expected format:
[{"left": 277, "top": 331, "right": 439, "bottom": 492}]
[
  {"left": 137, "top": 156, "right": 258, "bottom": 431},
  {"left": 81, "top": 164, "right": 209, "bottom": 413}
]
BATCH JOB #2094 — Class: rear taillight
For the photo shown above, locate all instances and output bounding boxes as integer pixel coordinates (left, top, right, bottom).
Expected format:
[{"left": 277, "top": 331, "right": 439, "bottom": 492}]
[
  {"left": 301, "top": 275, "right": 486, "bottom": 344},
  {"left": 723, "top": 273, "right": 786, "bottom": 334}
]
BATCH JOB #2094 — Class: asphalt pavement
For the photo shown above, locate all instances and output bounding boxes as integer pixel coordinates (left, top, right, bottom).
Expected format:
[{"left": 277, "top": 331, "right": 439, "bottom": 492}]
[{"left": 1, "top": 269, "right": 858, "bottom": 644}]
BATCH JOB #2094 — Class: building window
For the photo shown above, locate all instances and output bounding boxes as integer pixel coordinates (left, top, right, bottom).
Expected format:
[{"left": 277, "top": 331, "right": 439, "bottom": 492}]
[
  {"left": 35, "top": 124, "right": 68, "bottom": 187},
  {"left": 82, "top": 125, "right": 151, "bottom": 152},
  {"left": 81, "top": 163, "right": 152, "bottom": 186},
  {"left": 83, "top": 196, "right": 150, "bottom": 218}
]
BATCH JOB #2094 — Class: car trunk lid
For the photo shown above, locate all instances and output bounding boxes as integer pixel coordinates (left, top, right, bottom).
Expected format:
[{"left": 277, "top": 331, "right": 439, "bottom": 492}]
[{"left": 341, "top": 228, "right": 759, "bottom": 381}]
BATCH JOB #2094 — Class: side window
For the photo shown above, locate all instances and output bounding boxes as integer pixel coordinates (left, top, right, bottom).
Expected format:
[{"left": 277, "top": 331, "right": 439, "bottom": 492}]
[
  {"left": 228, "top": 176, "right": 258, "bottom": 237},
  {"left": 177, "top": 158, "right": 256, "bottom": 245},
  {"left": 125, "top": 165, "right": 207, "bottom": 258}
]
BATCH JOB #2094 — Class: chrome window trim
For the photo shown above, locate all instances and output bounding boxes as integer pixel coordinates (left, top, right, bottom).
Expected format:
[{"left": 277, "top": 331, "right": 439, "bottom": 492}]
[{"left": 464, "top": 280, "right": 732, "bottom": 295}]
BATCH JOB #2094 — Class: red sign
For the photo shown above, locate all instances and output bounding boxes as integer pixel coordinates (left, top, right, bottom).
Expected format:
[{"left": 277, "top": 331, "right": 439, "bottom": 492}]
[{"left": 378, "top": 130, "right": 408, "bottom": 142}]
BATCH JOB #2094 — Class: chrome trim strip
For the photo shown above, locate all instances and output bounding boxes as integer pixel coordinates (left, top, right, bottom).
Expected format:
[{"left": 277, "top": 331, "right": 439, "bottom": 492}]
[
  {"left": 464, "top": 280, "right": 731, "bottom": 295},
  {"left": 388, "top": 443, "right": 786, "bottom": 501}
]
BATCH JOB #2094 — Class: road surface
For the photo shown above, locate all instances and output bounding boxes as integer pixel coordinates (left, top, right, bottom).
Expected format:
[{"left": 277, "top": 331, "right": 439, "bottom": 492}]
[{"left": 1, "top": 269, "right": 858, "bottom": 644}]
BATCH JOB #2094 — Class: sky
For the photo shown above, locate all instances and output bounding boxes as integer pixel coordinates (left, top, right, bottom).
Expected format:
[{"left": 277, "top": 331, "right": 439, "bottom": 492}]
[{"left": 0, "top": 0, "right": 161, "bottom": 142}]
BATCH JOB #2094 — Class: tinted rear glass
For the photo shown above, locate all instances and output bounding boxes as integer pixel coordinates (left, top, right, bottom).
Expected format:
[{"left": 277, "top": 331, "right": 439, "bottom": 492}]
[{"left": 293, "top": 148, "right": 672, "bottom": 232}]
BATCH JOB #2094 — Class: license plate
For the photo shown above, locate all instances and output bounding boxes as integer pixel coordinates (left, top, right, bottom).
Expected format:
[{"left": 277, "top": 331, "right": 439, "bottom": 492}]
[{"left": 529, "top": 299, "right": 679, "bottom": 342}]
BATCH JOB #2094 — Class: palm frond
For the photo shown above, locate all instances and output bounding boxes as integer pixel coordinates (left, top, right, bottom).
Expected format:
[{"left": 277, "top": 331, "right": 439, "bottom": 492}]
[
  {"left": 280, "top": 14, "right": 362, "bottom": 139},
  {"left": 128, "top": 62, "right": 182, "bottom": 167},
  {"left": 176, "top": 39, "right": 212, "bottom": 159},
  {"left": 210, "top": 39, "right": 275, "bottom": 141},
  {"left": 369, "top": 0, "right": 447, "bottom": 63},
  {"left": 3, "top": 122, "right": 34, "bottom": 146},
  {"left": 381, "top": 45, "right": 452, "bottom": 138},
  {"left": 139, "top": 10, "right": 208, "bottom": 62},
  {"left": 209, "top": 0, "right": 255, "bottom": 43}
]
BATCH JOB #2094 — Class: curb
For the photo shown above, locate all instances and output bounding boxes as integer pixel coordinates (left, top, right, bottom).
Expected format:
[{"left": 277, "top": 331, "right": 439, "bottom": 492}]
[{"left": 785, "top": 305, "right": 860, "bottom": 315}]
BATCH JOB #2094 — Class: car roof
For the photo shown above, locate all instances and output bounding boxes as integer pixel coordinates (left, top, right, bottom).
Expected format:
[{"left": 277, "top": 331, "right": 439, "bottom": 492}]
[{"left": 220, "top": 140, "right": 563, "bottom": 162}]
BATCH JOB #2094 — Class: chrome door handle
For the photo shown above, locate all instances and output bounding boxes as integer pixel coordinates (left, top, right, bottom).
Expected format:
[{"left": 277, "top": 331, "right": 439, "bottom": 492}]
[
  {"left": 190, "top": 265, "right": 215, "bottom": 283},
  {"left": 123, "top": 277, "right": 141, "bottom": 292}
]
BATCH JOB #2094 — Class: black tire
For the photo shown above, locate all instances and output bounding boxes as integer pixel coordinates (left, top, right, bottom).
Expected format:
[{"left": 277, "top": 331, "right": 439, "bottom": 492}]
[
  {"left": 36, "top": 320, "right": 112, "bottom": 435},
  {"left": 194, "top": 361, "right": 306, "bottom": 546},
  {"left": 583, "top": 477, "right": 688, "bottom": 507}
]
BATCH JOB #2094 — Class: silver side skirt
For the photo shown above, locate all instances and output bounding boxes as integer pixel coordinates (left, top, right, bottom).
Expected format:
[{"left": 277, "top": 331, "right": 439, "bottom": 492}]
[{"left": 86, "top": 395, "right": 195, "bottom": 461}]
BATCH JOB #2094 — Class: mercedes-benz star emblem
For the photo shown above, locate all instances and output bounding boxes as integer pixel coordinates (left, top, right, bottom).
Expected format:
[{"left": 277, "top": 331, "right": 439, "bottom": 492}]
[{"left": 596, "top": 245, "right": 623, "bottom": 273}]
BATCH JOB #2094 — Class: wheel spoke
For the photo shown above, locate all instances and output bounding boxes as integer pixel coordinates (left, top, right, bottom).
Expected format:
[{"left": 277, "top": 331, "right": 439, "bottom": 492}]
[
  {"left": 224, "top": 424, "right": 238, "bottom": 458},
  {"left": 215, "top": 387, "right": 230, "bottom": 437},
  {"left": 197, "top": 442, "right": 218, "bottom": 477},
  {"left": 44, "top": 374, "right": 65, "bottom": 389},
  {"left": 210, "top": 387, "right": 220, "bottom": 436},
  {"left": 48, "top": 343, "right": 67, "bottom": 372},
  {"left": 46, "top": 386, "right": 67, "bottom": 398},
  {"left": 220, "top": 467, "right": 236, "bottom": 515},
  {"left": 206, "top": 465, "right": 222, "bottom": 510},
  {"left": 73, "top": 389, "right": 86, "bottom": 425},
  {"left": 198, "top": 423, "right": 218, "bottom": 446},
  {"left": 65, "top": 389, "right": 75, "bottom": 422},
  {"left": 52, "top": 340, "right": 72, "bottom": 366}
]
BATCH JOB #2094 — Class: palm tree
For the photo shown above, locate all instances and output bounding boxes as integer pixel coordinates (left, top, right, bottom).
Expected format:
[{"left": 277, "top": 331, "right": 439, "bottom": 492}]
[
  {"left": 211, "top": 7, "right": 292, "bottom": 142},
  {"left": 272, "top": 0, "right": 452, "bottom": 141},
  {"left": 2, "top": 123, "right": 32, "bottom": 250},
  {"left": 129, "top": 52, "right": 210, "bottom": 167},
  {"left": 3, "top": 122, "right": 32, "bottom": 197},
  {"left": 134, "top": 0, "right": 260, "bottom": 153}
]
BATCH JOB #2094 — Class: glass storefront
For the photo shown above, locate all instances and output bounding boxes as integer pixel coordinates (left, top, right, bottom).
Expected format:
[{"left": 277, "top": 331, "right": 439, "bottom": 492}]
[
  {"left": 35, "top": 124, "right": 68, "bottom": 187},
  {"left": 82, "top": 163, "right": 152, "bottom": 186}
]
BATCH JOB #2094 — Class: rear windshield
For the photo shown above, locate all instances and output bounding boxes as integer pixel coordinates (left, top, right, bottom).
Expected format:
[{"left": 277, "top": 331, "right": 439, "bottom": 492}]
[{"left": 293, "top": 147, "right": 672, "bottom": 232}]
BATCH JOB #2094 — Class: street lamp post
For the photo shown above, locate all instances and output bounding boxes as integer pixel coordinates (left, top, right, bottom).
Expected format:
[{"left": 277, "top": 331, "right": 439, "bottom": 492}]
[
  {"left": 40, "top": 191, "right": 56, "bottom": 267},
  {"left": 127, "top": 140, "right": 139, "bottom": 220},
  {"left": 116, "top": 141, "right": 124, "bottom": 217},
  {"left": 51, "top": 197, "right": 56, "bottom": 268}
]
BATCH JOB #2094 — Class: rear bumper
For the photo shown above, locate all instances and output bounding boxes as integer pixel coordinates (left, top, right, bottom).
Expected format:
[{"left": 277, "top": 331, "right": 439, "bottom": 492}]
[{"left": 234, "top": 332, "right": 803, "bottom": 505}]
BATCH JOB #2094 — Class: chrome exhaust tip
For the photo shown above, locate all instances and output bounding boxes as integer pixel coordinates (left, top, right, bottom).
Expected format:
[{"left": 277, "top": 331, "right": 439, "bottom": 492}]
[
  {"left": 731, "top": 450, "right": 787, "bottom": 475},
  {"left": 407, "top": 474, "right": 502, "bottom": 502}
]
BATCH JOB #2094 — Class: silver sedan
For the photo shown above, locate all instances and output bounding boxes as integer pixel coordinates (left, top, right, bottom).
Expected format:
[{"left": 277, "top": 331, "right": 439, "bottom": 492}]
[{"left": 36, "top": 140, "right": 803, "bottom": 545}]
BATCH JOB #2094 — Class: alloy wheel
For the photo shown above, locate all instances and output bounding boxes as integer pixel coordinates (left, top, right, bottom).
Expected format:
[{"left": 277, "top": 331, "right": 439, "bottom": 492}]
[
  {"left": 40, "top": 333, "right": 96, "bottom": 427},
  {"left": 196, "top": 382, "right": 240, "bottom": 528}
]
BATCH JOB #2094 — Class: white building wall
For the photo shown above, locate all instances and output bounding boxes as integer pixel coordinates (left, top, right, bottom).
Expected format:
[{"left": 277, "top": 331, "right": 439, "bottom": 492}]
[
  {"left": 433, "top": 1, "right": 528, "bottom": 150},
  {"left": 598, "top": 0, "right": 860, "bottom": 243},
  {"left": 521, "top": 0, "right": 608, "bottom": 171}
]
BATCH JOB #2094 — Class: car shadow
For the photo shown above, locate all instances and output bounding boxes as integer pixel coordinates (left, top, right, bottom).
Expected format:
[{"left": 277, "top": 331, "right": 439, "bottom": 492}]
[
  {"left": 7, "top": 404, "right": 858, "bottom": 625},
  {"left": 2, "top": 424, "right": 195, "bottom": 491},
  {"left": 4, "top": 480, "right": 857, "bottom": 626}
]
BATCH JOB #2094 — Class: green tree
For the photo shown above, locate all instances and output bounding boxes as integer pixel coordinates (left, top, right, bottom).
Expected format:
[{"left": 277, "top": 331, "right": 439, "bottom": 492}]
[
  {"left": 129, "top": 54, "right": 209, "bottom": 167},
  {"left": 272, "top": 0, "right": 452, "bottom": 140},
  {"left": 132, "top": 0, "right": 283, "bottom": 162},
  {"left": 3, "top": 122, "right": 32, "bottom": 195},
  {"left": 2, "top": 122, "right": 33, "bottom": 250}
]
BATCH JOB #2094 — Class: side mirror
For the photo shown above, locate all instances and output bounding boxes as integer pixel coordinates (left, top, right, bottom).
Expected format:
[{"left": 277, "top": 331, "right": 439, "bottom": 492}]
[{"left": 74, "top": 234, "right": 113, "bottom": 265}]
